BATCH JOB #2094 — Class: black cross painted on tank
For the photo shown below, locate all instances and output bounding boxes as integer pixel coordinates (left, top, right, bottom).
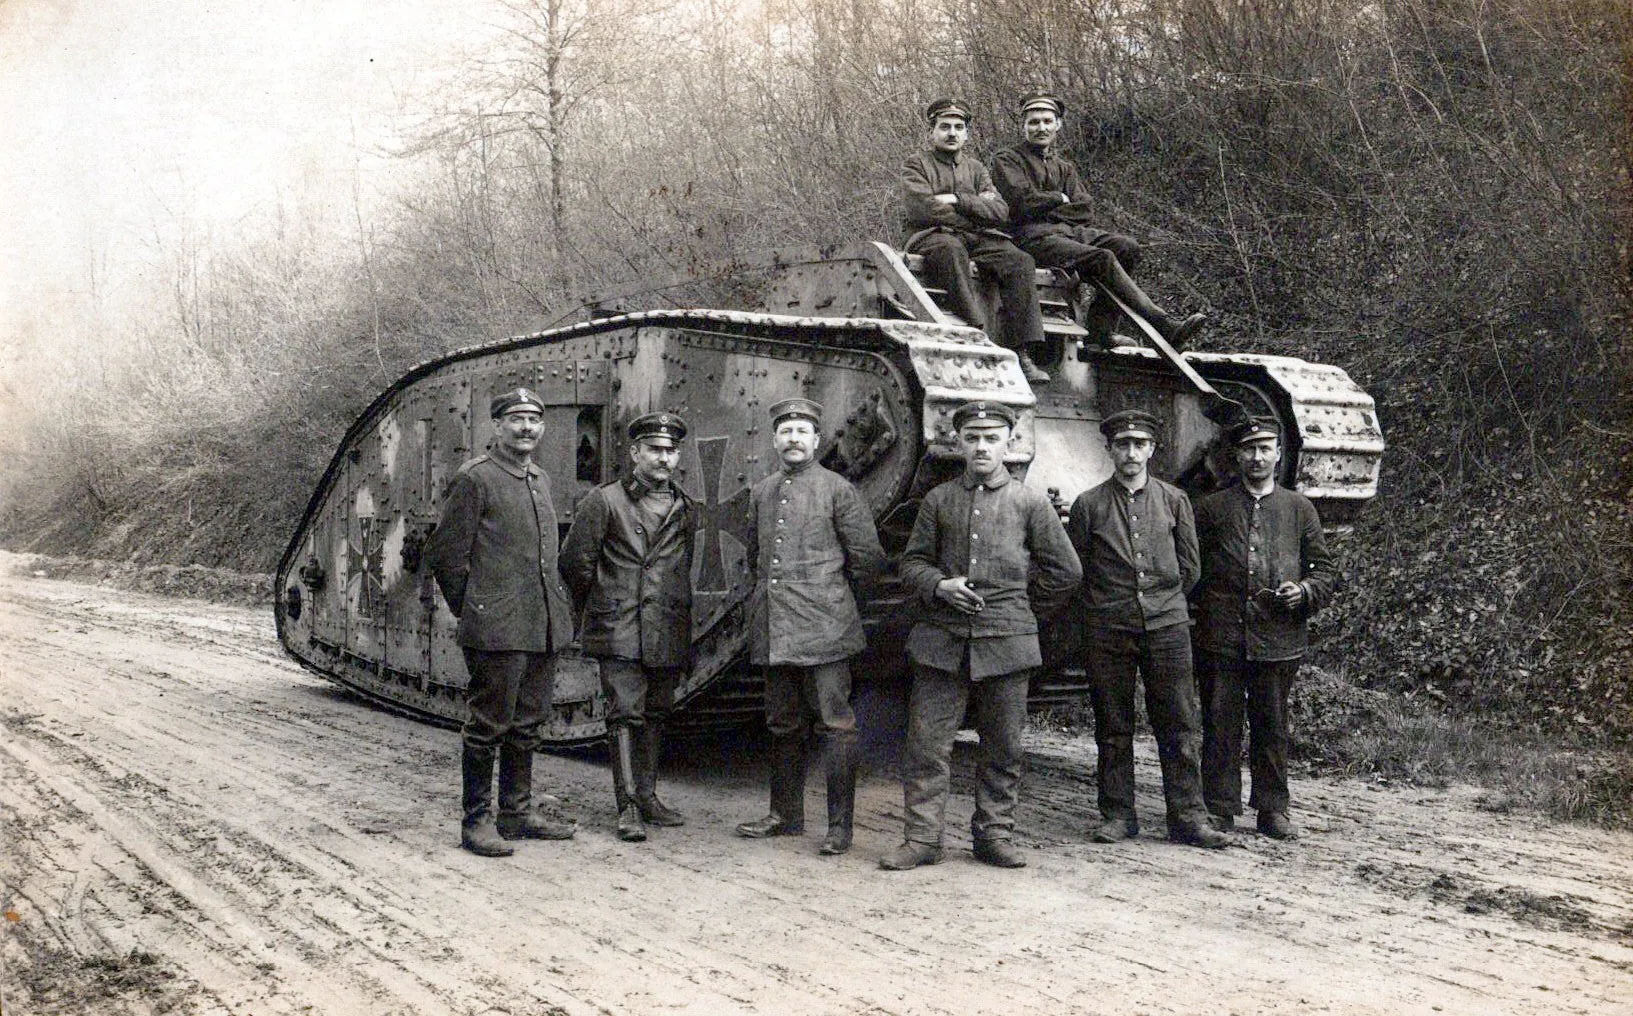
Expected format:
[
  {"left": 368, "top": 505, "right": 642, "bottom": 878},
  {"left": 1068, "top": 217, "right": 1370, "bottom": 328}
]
[{"left": 693, "top": 436, "right": 752, "bottom": 593}]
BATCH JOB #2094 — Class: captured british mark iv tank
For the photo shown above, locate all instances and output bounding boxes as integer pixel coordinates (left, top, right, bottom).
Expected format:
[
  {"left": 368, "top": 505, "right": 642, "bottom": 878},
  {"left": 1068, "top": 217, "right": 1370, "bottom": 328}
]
[{"left": 274, "top": 243, "right": 1384, "bottom": 744}]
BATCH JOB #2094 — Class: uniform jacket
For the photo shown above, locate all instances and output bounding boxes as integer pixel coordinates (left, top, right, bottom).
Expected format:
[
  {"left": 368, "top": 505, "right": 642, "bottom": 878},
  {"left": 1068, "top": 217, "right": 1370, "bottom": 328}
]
[
  {"left": 424, "top": 453, "right": 574, "bottom": 653},
  {"left": 1068, "top": 476, "right": 1200, "bottom": 633},
  {"left": 558, "top": 475, "right": 697, "bottom": 666},
  {"left": 989, "top": 143, "right": 1103, "bottom": 240},
  {"left": 746, "top": 461, "right": 885, "bottom": 667},
  {"left": 900, "top": 470, "right": 1082, "bottom": 649},
  {"left": 900, "top": 149, "right": 1014, "bottom": 249},
  {"left": 1191, "top": 483, "right": 1339, "bottom": 661}
]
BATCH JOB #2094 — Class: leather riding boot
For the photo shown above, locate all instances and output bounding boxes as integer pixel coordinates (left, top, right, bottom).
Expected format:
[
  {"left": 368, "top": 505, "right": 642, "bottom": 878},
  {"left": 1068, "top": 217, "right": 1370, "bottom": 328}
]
[
  {"left": 818, "top": 733, "right": 857, "bottom": 855},
  {"left": 496, "top": 743, "right": 575, "bottom": 840},
  {"left": 460, "top": 744, "right": 513, "bottom": 857},
  {"left": 610, "top": 726, "right": 647, "bottom": 842},
  {"left": 635, "top": 723, "right": 685, "bottom": 827},
  {"left": 737, "top": 734, "right": 807, "bottom": 837},
  {"left": 1098, "top": 262, "right": 1206, "bottom": 349}
]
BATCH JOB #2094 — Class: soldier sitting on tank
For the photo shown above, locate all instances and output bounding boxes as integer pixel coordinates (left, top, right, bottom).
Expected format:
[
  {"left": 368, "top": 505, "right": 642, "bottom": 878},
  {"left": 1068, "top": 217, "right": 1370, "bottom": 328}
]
[
  {"left": 559, "top": 412, "right": 696, "bottom": 843},
  {"left": 901, "top": 97, "right": 1054, "bottom": 385},
  {"left": 990, "top": 92, "right": 1206, "bottom": 351},
  {"left": 424, "top": 388, "right": 578, "bottom": 857}
]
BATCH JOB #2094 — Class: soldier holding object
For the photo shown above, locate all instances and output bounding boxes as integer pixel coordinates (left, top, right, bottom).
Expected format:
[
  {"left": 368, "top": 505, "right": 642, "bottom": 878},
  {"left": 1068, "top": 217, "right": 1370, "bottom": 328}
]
[
  {"left": 425, "top": 388, "right": 578, "bottom": 857},
  {"left": 560, "top": 412, "right": 696, "bottom": 843},
  {"left": 735, "top": 398, "right": 886, "bottom": 855},
  {"left": 883, "top": 400, "right": 1082, "bottom": 870},
  {"left": 1192, "top": 417, "right": 1338, "bottom": 840}
]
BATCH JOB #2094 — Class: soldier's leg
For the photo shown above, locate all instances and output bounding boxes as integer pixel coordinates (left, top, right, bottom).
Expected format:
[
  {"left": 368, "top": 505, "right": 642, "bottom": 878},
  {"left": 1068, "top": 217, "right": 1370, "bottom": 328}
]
[
  {"left": 967, "top": 236, "right": 1045, "bottom": 349},
  {"left": 459, "top": 648, "right": 520, "bottom": 857},
  {"left": 1247, "top": 658, "right": 1299, "bottom": 834},
  {"left": 496, "top": 653, "right": 575, "bottom": 841},
  {"left": 598, "top": 657, "right": 649, "bottom": 841},
  {"left": 636, "top": 665, "right": 685, "bottom": 826},
  {"left": 737, "top": 664, "right": 810, "bottom": 838},
  {"left": 1196, "top": 648, "right": 1248, "bottom": 822},
  {"left": 808, "top": 660, "right": 859, "bottom": 854},
  {"left": 1070, "top": 241, "right": 1204, "bottom": 349},
  {"left": 908, "top": 232, "right": 987, "bottom": 330},
  {"left": 1086, "top": 629, "right": 1141, "bottom": 839},
  {"left": 970, "top": 668, "right": 1031, "bottom": 866},
  {"left": 901, "top": 663, "right": 969, "bottom": 848},
  {"left": 1022, "top": 234, "right": 1123, "bottom": 348},
  {"left": 1141, "top": 627, "right": 1228, "bottom": 847}
]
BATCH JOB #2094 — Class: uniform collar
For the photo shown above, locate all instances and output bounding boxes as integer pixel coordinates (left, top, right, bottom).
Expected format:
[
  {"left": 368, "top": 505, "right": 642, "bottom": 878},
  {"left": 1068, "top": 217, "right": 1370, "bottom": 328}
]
[
  {"left": 488, "top": 449, "right": 539, "bottom": 479},
  {"left": 622, "top": 473, "right": 678, "bottom": 501},
  {"left": 780, "top": 458, "right": 817, "bottom": 476},
  {"left": 929, "top": 148, "right": 965, "bottom": 167},
  {"left": 961, "top": 467, "right": 1010, "bottom": 491}
]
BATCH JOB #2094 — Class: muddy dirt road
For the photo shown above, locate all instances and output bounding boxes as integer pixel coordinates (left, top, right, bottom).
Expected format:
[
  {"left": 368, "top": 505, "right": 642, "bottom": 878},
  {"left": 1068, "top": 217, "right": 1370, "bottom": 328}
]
[{"left": 1, "top": 563, "right": 1629, "bottom": 1015}]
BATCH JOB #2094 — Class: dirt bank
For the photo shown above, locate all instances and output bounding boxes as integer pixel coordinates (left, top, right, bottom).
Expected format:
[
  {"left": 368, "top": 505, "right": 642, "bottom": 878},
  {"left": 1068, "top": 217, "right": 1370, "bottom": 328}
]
[{"left": 1, "top": 557, "right": 1629, "bottom": 1015}]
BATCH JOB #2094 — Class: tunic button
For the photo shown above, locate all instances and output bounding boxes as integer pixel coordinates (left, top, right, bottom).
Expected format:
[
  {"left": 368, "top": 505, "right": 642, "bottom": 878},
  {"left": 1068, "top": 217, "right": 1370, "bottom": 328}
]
[
  {"left": 971, "top": 533, "right": 979, "bottom": 540},
  {"left": 775, "top": 537, "right": 783, "bottom": 543},
  {"left": 973, "top": 509, "right": 981, "bottom": 515},
  {"left": 772, "top": 558, "right": 780, "bottom": 564},
  {"left": 780, "top": 498, "right": 788, "bottom": 504},
  {"left": 771, "top": 578, "right": 778, "bottom": 584},
  {"left": 778, "top": 519, "right": 785, "bottom": 524}
]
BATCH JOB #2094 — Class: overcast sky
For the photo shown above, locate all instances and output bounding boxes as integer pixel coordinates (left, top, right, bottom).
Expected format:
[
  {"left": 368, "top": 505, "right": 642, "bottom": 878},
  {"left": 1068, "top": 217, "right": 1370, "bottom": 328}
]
[{"left": 0, "top": 0, "right": 504, "bottom": 355}]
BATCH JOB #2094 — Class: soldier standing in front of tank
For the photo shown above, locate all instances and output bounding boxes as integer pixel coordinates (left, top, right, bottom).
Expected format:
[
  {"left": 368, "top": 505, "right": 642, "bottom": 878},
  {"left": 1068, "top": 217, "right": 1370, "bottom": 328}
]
[
  {"left": 1067, "top": 409, "right": 1230, "bottom": 849},
  {"left": 1192, "top": 417, "right": 1338, "bottom": 840},
  {"left": 735, "top": 398, "right": 886, "bottom": 856},
  {"left": 424, "top": 388, "right": 578, "bottom": 857},
  {"left": 901, "top": 98, "right": 1054, "bottom": 385},
  {"left": 989, "top": 92, "right": 1206, "bottom": 351},
  {"left": 559, "top": 413, "right": 696, "bottom": 843},
  {"left": 882, "top": 400, "right": 1082, "bottom": 871}
]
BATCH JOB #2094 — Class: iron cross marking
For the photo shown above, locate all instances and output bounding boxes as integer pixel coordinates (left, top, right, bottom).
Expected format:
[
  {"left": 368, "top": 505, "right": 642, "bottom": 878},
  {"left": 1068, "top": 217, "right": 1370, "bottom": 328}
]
[
  {"left": 347, "top": 516, "right": 387, "bottom": 618},
  {"left": 693, "top": 435, "right": 752, "bottom": 593}
]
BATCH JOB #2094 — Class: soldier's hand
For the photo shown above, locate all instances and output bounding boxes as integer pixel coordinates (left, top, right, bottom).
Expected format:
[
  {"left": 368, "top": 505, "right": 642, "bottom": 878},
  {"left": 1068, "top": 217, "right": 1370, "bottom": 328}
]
[
  {"left": 933, "top": 193, "right": 958, "bottom": 206},
  {"left": 1276, "top": 581, "right": 1306, "bottom": 610},
  {"left": 936, "top": 576, "right": 985, "bottom": 615}
]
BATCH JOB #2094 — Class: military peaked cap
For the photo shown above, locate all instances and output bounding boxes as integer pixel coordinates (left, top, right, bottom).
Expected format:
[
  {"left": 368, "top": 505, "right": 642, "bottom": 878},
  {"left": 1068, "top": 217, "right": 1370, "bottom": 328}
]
[
  {"left": 1018, "top": 91, "right": 1065, "bottom": 117},
  {"left": 952, "top": 400, "right": 1019, "bottom": 430},
  {"left": 769, "top": 397, "right": 823, "bottom": 427},
  {"left": 628, "top": 411, "right": 688, "bottom": 446},
  {"left": 1100, "top": 409, "right": 1162, "bottom": 442},
  {"left": 925, "top": 97, "right": 971, "bottom": 124},
  {"left": 490, "top": 388, "right": 545, "bottom": 418},
  {"left": 1230, "top": 416, "right": 1282, "bottom": 445}
]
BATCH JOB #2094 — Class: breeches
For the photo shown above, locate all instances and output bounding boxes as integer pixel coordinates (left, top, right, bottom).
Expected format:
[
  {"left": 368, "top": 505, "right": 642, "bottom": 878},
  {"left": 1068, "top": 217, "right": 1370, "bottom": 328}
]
[
  {"left": 598, "top": 657, "right": 682, "bottom": 729},
  {"left": 461, "top": 648, "right": 555, "bottom": 751}
]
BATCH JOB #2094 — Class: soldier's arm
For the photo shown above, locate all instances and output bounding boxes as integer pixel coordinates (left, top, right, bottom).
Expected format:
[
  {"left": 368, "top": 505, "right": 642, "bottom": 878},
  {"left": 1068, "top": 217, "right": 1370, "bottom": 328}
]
[
  {"left": 1027, "top": 491, "right": 1084, "bottom": 621},
  {"left": 1175, "top": 490, "right": 1202, "bottom": 595},
  {"left": 956, "top": 162, "right": 1011, "bottom": 227},
  {"left": 1297, "top": 498, "right": 1340, "bottom": 614},
  {"left": 423, "top": 471, "right": 482, "bottom": 617},
  {"left": 557, "top": 488, "right": 608, "bottom": 609},
  {"left": 897, "top": 491, "right": 948, "bottom": 603},
  {"left": 901, "top": 157, "right": 963, "bottom": 230},
  {"left": 833, "top": 480, "right": 886, "bottom": 590},
  {"left": 991, "top": 149, "right": 1066, "bottom": 225}
]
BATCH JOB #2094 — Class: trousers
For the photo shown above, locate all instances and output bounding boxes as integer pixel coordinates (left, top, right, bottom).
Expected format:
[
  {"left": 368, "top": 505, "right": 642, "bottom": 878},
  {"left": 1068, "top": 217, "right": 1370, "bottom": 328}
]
[
  {"left": 1196, "top": 650, "right": 1298, "bottom": 816},
  {"left": 908, "top": 231, "right": 1044, "bottom": 351},
  {"left": 461, "top": 648, "right": 555, "bottom": 750},
  {"left": 901, "top": 662, "right": 1031, "bottom": 845},
  {"left": 597, "top": 657, "right": 681, "bottom": 730}
]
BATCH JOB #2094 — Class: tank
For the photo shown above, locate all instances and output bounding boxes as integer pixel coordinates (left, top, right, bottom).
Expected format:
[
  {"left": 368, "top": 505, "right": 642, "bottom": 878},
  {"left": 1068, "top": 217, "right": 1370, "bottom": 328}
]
[{"left": 272, "top": 242, "right": 1383, "bottom": 744}]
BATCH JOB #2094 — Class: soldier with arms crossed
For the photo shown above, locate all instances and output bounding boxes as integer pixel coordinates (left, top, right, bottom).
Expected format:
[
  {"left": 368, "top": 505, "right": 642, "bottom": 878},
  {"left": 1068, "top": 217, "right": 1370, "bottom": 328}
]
[
  {"left": 883, "top": 400, "right": 1082, "bottom": 870},
  {"left": 735, "top": 398, "right": 886, "bottom": 855},
  {"left": 1067, "top": 409, "right": 1228, "bottom": 849},
  {"left": 901, "top": 97, "right": 1053, "bottom": 384},
  {"left": 1192, "top": 417, "right": 1338, "bottom": 840},
  {"left": 425, "top": 388, "right": 578, "bottom": 856},
  {"left": 560, "top": 413, "right": 696, "bottom": 843}
]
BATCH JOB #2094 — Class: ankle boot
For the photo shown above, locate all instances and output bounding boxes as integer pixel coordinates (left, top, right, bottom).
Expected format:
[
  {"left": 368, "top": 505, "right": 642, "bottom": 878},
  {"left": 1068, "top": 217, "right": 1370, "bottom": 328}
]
[
  {"left": 635, "top": 723, "right": 685, "bottom": 827},
  {"left": 460, "top": 744, "right": 514, "bottom": 857},
  {"left": 610, "top": 726, "right": 647, "bottom": 842},
  {"left": 496, "top": 743, "right": 576, "bottom": 840},
  {"left": 818, "top": 733, "right": 857, "bottom": 855},
  {"left": 736, "top": 734, "right": 807, "bottom": 837}
]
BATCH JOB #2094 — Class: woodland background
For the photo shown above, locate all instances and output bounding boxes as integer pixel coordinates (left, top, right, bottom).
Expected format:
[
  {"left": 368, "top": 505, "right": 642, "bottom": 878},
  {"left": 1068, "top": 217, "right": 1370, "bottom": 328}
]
[{"left": 1, "top": 0, "right": 1628, "bottom": 811}]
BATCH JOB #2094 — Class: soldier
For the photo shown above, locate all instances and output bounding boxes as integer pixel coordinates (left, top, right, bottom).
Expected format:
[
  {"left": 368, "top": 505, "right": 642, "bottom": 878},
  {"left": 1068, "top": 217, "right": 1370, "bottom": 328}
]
[
  {"left": 883, "top": 400, "right": 1082, "bottom": 870},
  {"left": 990, "top": 92, "right": 1205, "bottom": 350},
  {"left": 424, "top": 388, "right": 577, "bottom": 857},
  {"left": 1193, "top": 417, "right": 1338, "bottom": 840},
  {"left": 902, "top": 97, "right": 1053, "bottom": 384},
  {"left": 1066, "top": 409, "right": 1229, "bottom": 849},
  {"left": 559, "top": 412, "right": 696, "bottom": 843},
  {"left": 735, "top": 397, "right": 886, "bottom": 855}
]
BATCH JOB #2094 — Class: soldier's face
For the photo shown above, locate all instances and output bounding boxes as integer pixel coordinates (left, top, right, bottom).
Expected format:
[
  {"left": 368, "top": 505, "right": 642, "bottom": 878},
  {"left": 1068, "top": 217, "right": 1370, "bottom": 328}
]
[
  {"left": 1023, "top": 109, "right": 1059, "bottom": 148},
  {"left": 773, "top": 419, "right": 819, "bottom": 466},
  {"left": 959, "top": 424, "right": 1010, "bottom": 480},
  {"left": 1109, "top": 434, "right": 1156, "bottom": 480},
  {"left": 494, "top": 410, "right": 543, "bottom": 459},
  {"left": 930, "top": 116, "right": 968, "bottom": 153},
  {"left": 630, "top": 438, "right": 679, "bottom": 485},
  {"left": 1234, "top": 437, "right": 1281, "bottom": 483}
]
